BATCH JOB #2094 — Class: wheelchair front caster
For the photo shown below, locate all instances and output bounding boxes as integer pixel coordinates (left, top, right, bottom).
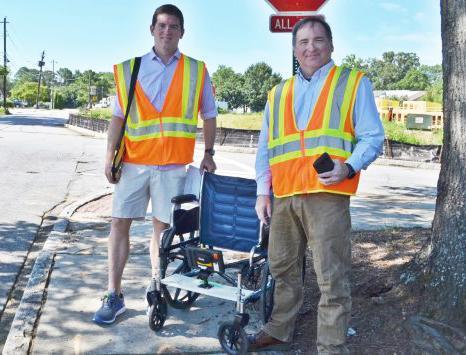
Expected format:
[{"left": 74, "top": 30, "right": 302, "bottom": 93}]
[
  {"left": 148, "top": 291, "right": 167, "bottom": 331},
  {"left": 217, "top": 321, "right": 248, "bottom": 355}
]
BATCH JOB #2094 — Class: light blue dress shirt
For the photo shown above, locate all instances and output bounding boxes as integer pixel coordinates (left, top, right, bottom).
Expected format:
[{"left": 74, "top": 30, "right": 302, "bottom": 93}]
[{"left": 255, "top": 60, "right": 385, "bottom": 195}]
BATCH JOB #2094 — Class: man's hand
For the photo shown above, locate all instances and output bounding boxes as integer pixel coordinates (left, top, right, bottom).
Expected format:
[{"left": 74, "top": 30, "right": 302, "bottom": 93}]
[
  {"left": 105, "top": 161, "right": 120, "bottom": 184},
  {"left": 200, "top": 154, "right": 216, "bottom": 173},
  {"left": 318, "top": 159, "right": 349, "bottom": 185},
  {"left": 255, "top": 195, "right": 272, "bottom": 225}
]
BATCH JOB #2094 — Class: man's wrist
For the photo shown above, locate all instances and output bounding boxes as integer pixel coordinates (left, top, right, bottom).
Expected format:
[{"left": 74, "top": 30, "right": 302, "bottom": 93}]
[
  {"left": 345, "top": 163, "right": 356, "bottom": 179},
  {"left": 204, "top": 148, "right": 215, "bottom": 156}
]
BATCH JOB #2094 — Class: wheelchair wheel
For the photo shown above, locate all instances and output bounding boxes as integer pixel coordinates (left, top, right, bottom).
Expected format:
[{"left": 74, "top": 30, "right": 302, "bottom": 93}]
[
  {"left": 148, "top": 297, "right": 167, "bottom": 331},
  {"left": 160, "top": 254, "right": 199, "bottom": 309},
  {"left": 218, "top": 321, "right": 248, "bottom": 355},
  {"left": 260, "top": 261, "right": 275, "bottom": 324}
]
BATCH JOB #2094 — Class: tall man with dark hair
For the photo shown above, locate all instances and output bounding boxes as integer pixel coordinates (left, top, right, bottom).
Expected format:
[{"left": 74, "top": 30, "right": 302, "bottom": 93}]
[
  {"left": 250, "top": 17, "right": 384, "bottom": 353},
  {"left": 93, "top": 4, "right": 217, "bottom": 325}
]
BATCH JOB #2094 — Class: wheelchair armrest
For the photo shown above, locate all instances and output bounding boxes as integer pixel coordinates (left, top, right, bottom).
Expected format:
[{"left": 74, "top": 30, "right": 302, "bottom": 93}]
[{"left": 171, "top": 194, "right": 198, "bottom": 204}]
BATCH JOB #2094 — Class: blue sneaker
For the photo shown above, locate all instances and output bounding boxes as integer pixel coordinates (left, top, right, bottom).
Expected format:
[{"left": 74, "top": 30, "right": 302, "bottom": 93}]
[{"left": 92, "top": 292, "right": 126, "bottom": 324}]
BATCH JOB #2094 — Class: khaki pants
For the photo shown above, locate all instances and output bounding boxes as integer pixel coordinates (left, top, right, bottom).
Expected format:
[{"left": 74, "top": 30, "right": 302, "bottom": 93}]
[{"left": 263, "top": 193, "right": 351, "bottom": 354}]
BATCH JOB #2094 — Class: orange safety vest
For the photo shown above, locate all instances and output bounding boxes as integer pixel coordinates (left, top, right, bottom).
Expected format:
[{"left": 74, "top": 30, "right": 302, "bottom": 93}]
[
  {"left": 268, "top": 65, "right": 364, "bottom": 198},
  {"left": 113, "top": 54, "right": 206, "bottom": 165}
]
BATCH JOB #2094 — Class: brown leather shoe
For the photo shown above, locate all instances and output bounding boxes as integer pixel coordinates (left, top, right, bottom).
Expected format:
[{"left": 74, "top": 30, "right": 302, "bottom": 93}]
[{"left": 247, "top": 330, "right": 289, "bottom": 351}]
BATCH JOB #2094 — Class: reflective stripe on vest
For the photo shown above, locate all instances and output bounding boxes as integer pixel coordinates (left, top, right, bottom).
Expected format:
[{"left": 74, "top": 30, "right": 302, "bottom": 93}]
[
  {"left": 113, "top": 54, "right": 206, "bottom": 165},
  {"left": 267, "top": 66, "right": 364, "bottom": 197}
]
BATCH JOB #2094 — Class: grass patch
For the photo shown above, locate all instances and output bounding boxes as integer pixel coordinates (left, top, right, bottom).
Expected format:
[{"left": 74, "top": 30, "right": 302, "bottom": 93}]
[
  {"left": 0, "top": 107, "right": 7, "bottom": 115},
  {"left": 382, "top": 119, "right": 443, "bottom": 145},
  {"left": 197, "top": 112, "right": 263, "bottom": 130},
  {"left": 79, "top": 108, "right": 112, "bottom": 120}
]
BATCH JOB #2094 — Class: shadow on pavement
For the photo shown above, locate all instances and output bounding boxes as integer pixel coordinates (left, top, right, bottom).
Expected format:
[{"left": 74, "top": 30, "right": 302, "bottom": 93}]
[{"left": 0, "top": 116, "right": 66, "bottom": 127}]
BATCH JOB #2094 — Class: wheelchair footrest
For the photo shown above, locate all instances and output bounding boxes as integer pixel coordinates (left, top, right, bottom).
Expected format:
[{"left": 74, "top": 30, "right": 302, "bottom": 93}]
[{"left": 161, "top": 274, "right": 255, "bottom": 302}]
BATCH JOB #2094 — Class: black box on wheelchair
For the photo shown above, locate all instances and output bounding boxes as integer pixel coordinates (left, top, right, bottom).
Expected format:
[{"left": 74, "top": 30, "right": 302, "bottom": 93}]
[{"left": 186, "top": 246, "right": 225, "bottom": 274}]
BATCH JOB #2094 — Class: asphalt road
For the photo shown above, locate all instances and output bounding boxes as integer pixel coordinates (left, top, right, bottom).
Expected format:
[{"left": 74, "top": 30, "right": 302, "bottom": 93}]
[{"left": 0, "top": 111, "right": 110, "bottom": 321}]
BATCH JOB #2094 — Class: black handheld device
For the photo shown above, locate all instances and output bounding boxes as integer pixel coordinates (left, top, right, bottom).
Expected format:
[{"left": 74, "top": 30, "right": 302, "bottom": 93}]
[{"left": 313, "top": 152, "right": 335, "bottom": 174}]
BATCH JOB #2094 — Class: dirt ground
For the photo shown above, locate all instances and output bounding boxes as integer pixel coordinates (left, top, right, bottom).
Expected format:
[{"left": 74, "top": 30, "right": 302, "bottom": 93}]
[{"left": 290, "top": 228, "right": 431, "bottom": 355}]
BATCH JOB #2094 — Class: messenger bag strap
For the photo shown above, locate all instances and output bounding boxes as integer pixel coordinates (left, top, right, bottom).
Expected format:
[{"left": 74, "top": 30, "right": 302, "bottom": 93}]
[{"left": 116, "top": 56, "right": 141, "bottom": 148}]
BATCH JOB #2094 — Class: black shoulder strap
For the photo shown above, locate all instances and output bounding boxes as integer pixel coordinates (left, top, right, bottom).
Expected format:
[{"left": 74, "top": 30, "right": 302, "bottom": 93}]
[{"left": 118, "top": 56, "right": 141, "bottom": 142}]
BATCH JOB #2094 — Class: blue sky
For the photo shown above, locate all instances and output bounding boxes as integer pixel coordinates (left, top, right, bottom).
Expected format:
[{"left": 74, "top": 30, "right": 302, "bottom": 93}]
[{"left": 1, "top": 0, "right": 441, "bottom": 78}]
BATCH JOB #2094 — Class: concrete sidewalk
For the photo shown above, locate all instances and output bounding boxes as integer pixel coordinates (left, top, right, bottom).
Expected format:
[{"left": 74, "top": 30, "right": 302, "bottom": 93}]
[{"left": 3, "top": 196, "right": 269, "bottom": 354}]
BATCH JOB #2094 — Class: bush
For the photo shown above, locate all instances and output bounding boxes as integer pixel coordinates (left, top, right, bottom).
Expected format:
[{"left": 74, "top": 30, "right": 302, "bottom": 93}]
[
  {"left": 382, "top": 119, "right": 443, "bottom": 145},
  {"left": 78, "top": 107, "right": 112, "bottom": 120}
]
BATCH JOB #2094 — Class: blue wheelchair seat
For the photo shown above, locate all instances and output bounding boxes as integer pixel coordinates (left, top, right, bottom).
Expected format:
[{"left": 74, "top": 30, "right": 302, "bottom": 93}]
[{"left": 198, "top": 172, "right": 260, "bottom": 253}]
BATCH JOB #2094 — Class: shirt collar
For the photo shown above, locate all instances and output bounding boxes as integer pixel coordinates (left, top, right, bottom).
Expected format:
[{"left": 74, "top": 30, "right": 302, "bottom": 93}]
[
  {"left": 297, "top": 59, "right": 335, "bottom": 82},
  {"left": 150, "top": 47, "right": 181, "bottom": 64}
]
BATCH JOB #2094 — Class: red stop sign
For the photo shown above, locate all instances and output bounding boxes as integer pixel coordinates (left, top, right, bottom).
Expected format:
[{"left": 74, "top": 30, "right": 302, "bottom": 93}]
[{"left": 265, "top": 0, "right": 329, "bottom": 13}]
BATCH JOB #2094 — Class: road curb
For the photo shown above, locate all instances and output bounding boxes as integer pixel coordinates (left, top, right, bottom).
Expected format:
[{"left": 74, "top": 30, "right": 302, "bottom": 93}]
[{"left": 2, "top": 191, "right": 111, "bottom": 355}]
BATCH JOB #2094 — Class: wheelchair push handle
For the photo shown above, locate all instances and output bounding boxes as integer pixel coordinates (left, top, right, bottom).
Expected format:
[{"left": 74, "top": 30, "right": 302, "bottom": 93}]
[{"left": 171, "top": 194, "right": 198, "bottom": 204}]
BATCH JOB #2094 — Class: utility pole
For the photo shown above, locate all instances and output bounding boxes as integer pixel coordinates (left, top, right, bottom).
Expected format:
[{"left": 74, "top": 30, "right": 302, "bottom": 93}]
[
  {"left": 35, "top": 51, "right": 45, "bottom": 108},
  {"left": 88, "top": 71, "right": 91, "bottom": 109},
  {"left": 2, "top": 17, "right": 9, "bottom": 109},
  {"left": 51, "top": 59, "right": 56, "bottom": 109}
]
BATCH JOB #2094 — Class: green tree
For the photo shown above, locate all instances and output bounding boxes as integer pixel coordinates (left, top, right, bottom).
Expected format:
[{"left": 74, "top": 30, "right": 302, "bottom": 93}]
[
  {"left": 424, "top": 78, "right": 443, "bottom": 103},
  {"left": 243, "top": 62, "right": 282, "bottom": 112},
  {"left": 364, "top": 51, "right": 421, "bottom": 89},
  {"left": 341, "top": 54, "right": 368, "bottom": 72},
  {"left": 396, "top": 68, "right": 430, "bottom": 90},
  {"left": 10, "top": 81, "right": 49, "bottom": 105},
  {"left": 57, "top": 67, "right": 74, "bottom": 84},
  {"left": 212, "top": 65, "right": 245, "bottom": 110},
  {"left": 14, "top": 67, "right": 40, "bottom": 84}
]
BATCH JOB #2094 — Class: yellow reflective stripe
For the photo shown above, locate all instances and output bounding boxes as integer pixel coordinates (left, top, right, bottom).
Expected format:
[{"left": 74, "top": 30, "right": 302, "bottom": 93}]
[
  {"left": 277, "top": 188, "right": 355, "bottom": 198},
  {"left": 339, "top": 70, "right": 359, "bottom": 131},
  {"left": 192, "top": 60, "right": 204, "bottom": 117},
  {"left": 269, "top": 150, "right": 302, "bottom": 165},
  {"left": 181, "top": 55, "right": 190, "bottom": 118},
  {"left": 303, "top": 128, "right": 355, "bottom": 142},
  {"left": 347, "top": 72, "right": 364, "bottom": 132},
  {"left": 269, "top": 129, "right": 355, "bottom": 149},
  {"left": 278, "top": 79, "right": 292, "bottom": 138},
  {"left": 269, "top": 146, "right": 351, "bottom": 165},
  {"left": 268, "top": 86, "right": 276, "bottom": 142},
  {"left": 116, "top": 63, "right": 128, "bottom": 113},
  {"left": 163, "top": 117, "right": 198, "bottom": 125},
  {"left": 163, "top": 131, "right": 196, "bottom": 138},
  {"left": 304, "top": 147, "right": 351, "bottom": 158},
  {"left": 126, "top": 116, "right": 198, "bottom": 129},
  {"left": 268, "top": 133, "right": 300, "bottom": 148},
  {"left": 322, "top": 66, "right": 342, "bottom": 129},
  {"left": 126, "top": 131, "right": 195, "bottom": 141}
]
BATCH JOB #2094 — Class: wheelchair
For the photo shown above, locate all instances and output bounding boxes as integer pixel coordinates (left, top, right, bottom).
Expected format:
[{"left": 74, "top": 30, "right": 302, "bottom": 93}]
[{"left": 145, "top": 172, "right": 275, "bottom": 354}]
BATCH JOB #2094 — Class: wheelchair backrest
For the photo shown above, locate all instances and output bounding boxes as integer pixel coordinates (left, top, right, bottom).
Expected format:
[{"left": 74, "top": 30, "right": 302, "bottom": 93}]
[{"left": 199, "top": 172, "right": 260, "bottom": 253}]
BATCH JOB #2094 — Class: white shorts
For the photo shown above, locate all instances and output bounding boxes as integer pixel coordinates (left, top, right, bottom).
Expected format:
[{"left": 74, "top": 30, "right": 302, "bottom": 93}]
[{"left": 112, "top": 163, "right": 186, "bottom": 223}]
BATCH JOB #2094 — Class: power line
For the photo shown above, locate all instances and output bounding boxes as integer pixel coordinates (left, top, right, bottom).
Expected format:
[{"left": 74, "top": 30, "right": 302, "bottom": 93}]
[
  {"left": 2, "top": 17, "right": 9, "bottom": 108},
  {"left": 35, "top": 50, "right": 45, "bottom": 108}
]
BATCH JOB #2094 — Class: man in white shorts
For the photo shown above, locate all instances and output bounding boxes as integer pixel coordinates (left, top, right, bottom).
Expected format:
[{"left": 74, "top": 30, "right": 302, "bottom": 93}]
[{"left": 93, "top": 4, "right": 217, "bottom": 325}]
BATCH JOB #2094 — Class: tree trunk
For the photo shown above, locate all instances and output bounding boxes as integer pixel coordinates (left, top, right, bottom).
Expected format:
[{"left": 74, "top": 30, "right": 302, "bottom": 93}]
[{"left": 422, "top": 0, "right": 466, "bottom": 327}]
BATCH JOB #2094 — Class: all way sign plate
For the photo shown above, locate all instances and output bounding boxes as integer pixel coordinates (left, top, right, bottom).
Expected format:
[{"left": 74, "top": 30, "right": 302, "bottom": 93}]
[{"left": 270, "top": 15, "right": 305, "bottom": 33}]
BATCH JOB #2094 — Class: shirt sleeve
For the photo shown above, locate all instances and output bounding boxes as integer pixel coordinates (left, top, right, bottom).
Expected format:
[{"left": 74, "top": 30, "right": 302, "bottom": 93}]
[
  {"left": 255, "top": 102, "right": 272, "bottom": 195},
  {"left": 345, "top": 76, "right": 385, "bottom": 172},
  {"left": 200, "top": 69, "right": 218, "bottom": 120},
  {"left": 112, "top": 95, "right": 124, "bottom": 119}
]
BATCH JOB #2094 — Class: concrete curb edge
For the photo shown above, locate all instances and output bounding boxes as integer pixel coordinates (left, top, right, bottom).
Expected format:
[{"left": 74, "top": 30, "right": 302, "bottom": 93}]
[{"left": 2, "top": 191, "right": 111, "bottom": 355}]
